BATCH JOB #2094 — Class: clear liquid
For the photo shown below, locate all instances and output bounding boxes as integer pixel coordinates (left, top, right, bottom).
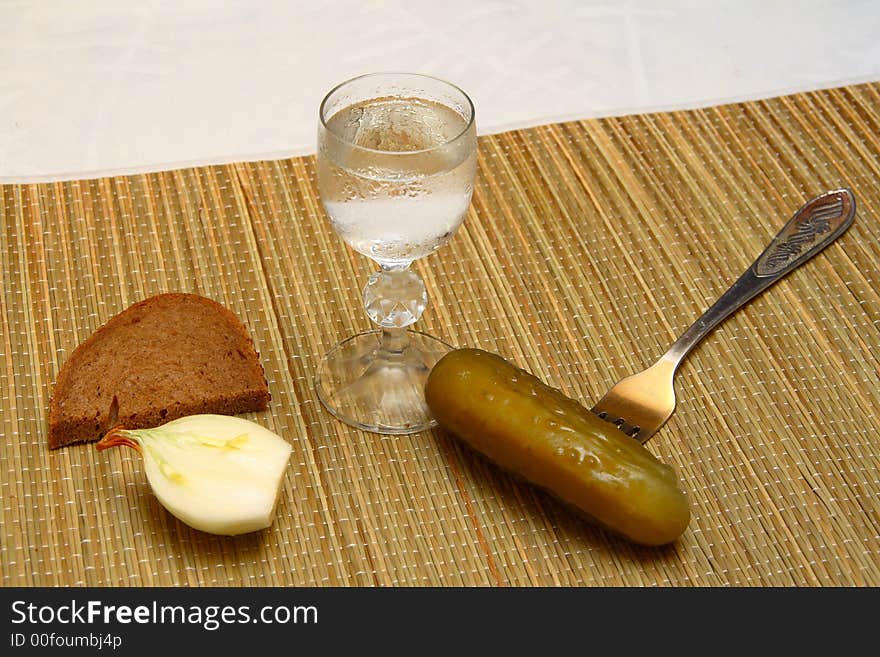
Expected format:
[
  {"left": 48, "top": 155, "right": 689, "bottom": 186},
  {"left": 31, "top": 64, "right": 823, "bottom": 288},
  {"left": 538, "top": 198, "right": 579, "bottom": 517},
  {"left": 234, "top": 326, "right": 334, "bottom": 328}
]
[{"left": 318, "top": 96, "right": 476, "bottom": 267}]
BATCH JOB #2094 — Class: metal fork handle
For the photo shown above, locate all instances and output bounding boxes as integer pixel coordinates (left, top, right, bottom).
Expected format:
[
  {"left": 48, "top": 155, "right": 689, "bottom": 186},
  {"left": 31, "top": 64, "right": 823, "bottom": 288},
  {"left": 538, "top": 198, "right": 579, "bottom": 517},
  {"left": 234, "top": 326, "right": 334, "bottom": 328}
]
[{"left": 661, "top": 189, "right": 856, "bottom": 370}]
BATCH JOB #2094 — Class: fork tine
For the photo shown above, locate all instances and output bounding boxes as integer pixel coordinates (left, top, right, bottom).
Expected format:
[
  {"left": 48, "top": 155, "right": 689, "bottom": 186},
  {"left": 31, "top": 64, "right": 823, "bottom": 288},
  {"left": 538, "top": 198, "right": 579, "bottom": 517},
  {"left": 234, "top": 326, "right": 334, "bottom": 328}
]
[{"left": 590, "top": 359, "right": 678, "bottom": 443}]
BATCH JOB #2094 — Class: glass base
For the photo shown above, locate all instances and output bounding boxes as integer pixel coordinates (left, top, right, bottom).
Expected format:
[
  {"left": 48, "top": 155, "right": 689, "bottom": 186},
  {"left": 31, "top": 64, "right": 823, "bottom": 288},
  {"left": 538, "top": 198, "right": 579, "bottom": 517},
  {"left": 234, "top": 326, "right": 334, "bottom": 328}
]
[{"left": 315, "top": 330, "right": 453, "bottom": 434}]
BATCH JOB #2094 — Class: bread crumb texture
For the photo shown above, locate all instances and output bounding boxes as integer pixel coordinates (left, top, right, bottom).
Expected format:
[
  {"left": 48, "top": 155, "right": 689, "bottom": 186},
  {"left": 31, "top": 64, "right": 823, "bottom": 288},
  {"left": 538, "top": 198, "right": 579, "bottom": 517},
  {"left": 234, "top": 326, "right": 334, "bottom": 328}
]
[{"left": 47, "top": 293, "right": 270, "bottom": 449}]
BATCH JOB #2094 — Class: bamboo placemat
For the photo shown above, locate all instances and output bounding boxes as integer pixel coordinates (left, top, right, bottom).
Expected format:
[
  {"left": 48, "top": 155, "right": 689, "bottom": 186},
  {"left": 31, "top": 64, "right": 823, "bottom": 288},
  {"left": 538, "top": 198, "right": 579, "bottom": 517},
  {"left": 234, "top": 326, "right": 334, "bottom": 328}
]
[{"left": 2, "top": 83, "right": 879, "bottom": 587}]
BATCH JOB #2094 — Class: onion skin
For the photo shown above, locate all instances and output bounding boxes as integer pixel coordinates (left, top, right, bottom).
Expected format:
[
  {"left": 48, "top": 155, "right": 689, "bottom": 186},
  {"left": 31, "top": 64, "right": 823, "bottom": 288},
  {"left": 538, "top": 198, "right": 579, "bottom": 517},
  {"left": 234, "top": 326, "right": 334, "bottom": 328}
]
[{"left": 96, "top": 414, "right": 291, "bottom": 536}]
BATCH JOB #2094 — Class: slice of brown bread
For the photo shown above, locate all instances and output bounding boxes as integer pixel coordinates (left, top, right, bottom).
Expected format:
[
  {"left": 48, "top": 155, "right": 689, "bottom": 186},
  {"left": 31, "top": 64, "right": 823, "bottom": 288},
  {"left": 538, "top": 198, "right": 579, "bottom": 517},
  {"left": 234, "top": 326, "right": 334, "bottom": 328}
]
[{"left": 48, "top": 293, "right": 270, "bottom": 449}]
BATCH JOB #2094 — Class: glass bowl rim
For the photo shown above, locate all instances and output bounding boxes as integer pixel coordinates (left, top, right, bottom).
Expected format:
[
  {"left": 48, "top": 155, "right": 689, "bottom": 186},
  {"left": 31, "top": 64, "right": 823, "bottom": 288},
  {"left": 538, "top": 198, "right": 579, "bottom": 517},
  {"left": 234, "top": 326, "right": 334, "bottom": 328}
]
[{"left": 318, "top": 72, "right": 476, "bottom": 156}]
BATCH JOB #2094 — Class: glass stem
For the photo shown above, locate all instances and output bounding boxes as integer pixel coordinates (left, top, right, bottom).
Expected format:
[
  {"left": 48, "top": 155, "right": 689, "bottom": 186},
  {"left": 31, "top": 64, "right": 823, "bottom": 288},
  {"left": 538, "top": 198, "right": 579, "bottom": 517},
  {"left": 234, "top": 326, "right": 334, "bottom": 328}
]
[
  {"left": 363, "top": 263, "right": 429, "bottom": 361},
  {"left": 380, "top": 327, "right": 409, "bottom": 358},
  {"left": 376, "top": 264, "right": 411, "bottom": 360}
]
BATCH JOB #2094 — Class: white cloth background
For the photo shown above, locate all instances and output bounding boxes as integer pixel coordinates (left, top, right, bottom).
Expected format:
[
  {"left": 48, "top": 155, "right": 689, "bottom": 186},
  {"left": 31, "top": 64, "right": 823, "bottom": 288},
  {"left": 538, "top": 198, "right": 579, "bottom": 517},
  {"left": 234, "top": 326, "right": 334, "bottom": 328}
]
[{"left": 2, "top": 0, "right": 878, "bottom": 182}]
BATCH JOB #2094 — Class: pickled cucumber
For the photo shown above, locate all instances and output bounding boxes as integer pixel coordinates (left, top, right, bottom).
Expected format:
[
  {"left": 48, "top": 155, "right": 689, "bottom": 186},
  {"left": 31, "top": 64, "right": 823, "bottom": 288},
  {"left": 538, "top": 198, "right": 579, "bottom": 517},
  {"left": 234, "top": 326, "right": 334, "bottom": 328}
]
[{"left": 425, "top": 348, "right": 690, "bottom": 546}]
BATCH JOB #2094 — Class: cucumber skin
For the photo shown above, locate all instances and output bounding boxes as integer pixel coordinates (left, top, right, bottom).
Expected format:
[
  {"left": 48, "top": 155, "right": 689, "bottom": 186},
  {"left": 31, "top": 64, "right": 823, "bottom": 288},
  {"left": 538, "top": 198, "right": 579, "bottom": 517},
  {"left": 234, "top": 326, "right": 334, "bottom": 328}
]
[{"left": 425, "top": 349, "right": 690, "bottom": 546}]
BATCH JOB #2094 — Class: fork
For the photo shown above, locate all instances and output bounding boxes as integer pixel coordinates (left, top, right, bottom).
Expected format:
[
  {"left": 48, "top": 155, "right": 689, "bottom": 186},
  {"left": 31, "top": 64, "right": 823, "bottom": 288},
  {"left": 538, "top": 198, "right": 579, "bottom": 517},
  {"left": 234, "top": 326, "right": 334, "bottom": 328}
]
[{"left": 590, "top": 188, "right": 856, "bottom": 443}]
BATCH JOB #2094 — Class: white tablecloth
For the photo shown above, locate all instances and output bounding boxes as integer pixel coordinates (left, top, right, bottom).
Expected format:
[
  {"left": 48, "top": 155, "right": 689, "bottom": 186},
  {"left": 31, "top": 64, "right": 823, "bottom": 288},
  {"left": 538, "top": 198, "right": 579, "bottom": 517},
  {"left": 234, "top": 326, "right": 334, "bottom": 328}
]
[{"left": 2, "top": 0, "right": 878, "bottom": 183}]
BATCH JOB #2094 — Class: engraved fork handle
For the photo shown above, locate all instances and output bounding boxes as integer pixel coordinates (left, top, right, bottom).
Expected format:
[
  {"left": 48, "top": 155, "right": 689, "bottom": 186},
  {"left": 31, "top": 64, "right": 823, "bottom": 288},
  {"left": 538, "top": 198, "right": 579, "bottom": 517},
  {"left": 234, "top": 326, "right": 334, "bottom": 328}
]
[{"left": 661, "top": 189, "right": 856, "bottom": 370}]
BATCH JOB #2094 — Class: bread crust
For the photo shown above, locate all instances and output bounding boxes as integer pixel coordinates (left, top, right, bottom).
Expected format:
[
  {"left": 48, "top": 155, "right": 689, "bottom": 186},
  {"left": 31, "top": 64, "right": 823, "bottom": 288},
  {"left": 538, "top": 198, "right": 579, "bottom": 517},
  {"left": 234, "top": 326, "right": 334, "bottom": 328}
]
[{"left": 48, "top": 293, "right": 270, "bottom": 449}]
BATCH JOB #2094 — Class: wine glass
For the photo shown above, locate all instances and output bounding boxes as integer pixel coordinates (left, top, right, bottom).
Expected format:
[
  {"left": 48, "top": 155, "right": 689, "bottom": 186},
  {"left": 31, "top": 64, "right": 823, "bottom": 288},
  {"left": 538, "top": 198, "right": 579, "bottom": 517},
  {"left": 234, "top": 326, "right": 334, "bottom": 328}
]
[{"left": 315, "top": 73, "right": 477, "bottom": 434}]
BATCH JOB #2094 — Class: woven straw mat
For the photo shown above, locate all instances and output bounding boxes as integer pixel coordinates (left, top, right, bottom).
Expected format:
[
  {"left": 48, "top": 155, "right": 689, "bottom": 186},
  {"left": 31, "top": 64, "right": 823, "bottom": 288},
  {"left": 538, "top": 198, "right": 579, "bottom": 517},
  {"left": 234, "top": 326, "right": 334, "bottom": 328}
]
[{"left": 2, "top": 83, "right": 879, "bottom": 586}]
